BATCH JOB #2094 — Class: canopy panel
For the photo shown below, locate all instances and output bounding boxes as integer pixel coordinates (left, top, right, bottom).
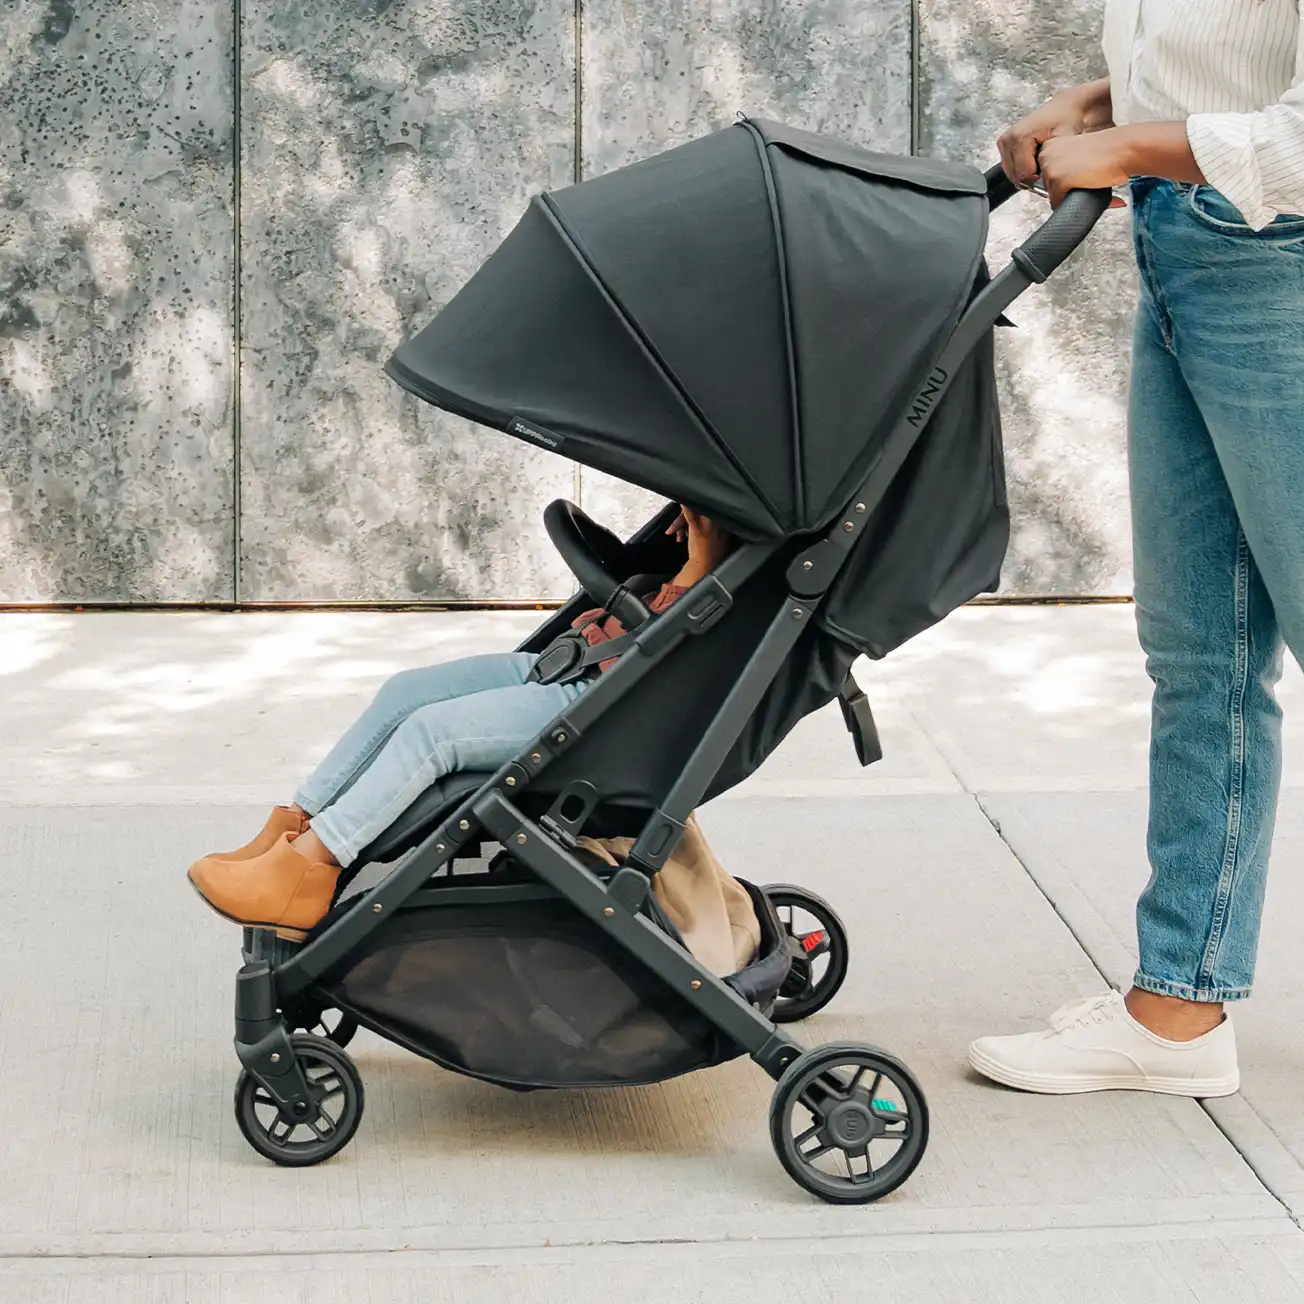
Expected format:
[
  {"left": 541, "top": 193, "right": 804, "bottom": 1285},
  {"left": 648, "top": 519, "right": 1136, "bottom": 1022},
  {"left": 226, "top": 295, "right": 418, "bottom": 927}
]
[
  {"left": 386, "top": 118, "right": 991, "bottom": 538},
  {"left": 757, "top": 121, "right": 991, "bottom": 525}
]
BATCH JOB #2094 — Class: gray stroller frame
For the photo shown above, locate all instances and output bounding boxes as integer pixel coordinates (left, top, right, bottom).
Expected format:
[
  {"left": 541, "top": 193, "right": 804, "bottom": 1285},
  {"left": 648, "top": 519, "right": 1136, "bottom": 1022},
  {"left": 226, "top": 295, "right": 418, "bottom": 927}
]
[{"left": 227, "top": 152, "right": 1107, "bottom": 1204}]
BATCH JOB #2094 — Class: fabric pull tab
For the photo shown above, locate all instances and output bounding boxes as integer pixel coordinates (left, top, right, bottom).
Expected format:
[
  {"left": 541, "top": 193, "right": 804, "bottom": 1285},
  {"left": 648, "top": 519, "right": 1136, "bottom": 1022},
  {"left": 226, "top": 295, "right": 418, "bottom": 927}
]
[{"left": 838, "top": 671, "right": 883, "bottom": 767}]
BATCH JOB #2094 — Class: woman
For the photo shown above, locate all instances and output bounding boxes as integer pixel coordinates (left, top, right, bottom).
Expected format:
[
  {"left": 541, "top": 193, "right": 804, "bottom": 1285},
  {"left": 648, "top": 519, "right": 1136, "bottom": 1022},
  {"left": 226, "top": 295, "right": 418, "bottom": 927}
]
[
  {"left": 969, "top": 0, "right": 1304, "bottom": 1097},
  {"left": 188, "top": 507, "right": 732, "bottom": 940}
]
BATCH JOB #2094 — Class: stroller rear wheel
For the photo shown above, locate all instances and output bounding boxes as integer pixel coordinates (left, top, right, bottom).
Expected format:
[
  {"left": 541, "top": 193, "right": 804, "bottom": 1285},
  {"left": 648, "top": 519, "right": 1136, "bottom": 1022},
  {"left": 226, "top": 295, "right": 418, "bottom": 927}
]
[
  {"left": 234, "top": 1034, "right": 364, "bottom": 1167},
  {"left": 770, "top": 1042, "right": 928, "bottom": 1204},
  {"left": 763, "top": 885, "right": 849, "bottom": 1022},
  {"left": 291, "top": 1006, "right": 359, "bottom": 1049}
]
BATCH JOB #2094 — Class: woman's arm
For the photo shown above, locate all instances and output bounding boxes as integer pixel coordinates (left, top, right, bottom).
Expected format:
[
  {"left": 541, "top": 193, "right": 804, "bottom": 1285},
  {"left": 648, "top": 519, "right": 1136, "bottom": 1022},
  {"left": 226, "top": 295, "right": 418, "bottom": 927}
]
[
  {"left": 1037, "top": 121, "right": 1206, "bottom": 206},
  {"left": 1038, "top": 23, "right": 1304, "bottom": 225},
  {"left": 1185, "top": 19, "right": 1304, "bottom": 228}
]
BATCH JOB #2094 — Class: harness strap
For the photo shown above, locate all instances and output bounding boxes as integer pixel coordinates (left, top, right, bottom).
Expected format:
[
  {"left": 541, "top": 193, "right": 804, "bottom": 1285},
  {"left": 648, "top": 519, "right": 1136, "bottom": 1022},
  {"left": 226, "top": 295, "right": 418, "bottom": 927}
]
[
  {"left": 527, "top": 574, "right": 669, "bottom": 687},
  {"left": 528, "top": 629, "right": 638, "bottom": 686}
]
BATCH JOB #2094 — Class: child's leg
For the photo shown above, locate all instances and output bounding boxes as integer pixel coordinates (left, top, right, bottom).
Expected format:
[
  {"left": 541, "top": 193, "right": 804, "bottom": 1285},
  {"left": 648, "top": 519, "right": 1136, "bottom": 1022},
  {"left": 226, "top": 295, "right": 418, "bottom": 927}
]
[
  {"left": 293, "top": 652, "right": 539, "bottom": 816},
  {"left": 188, "top": 672, "right": 584, "bottom": 937},
  {"left": 309, "top": 676, "right": 584, "bottom": 867}
]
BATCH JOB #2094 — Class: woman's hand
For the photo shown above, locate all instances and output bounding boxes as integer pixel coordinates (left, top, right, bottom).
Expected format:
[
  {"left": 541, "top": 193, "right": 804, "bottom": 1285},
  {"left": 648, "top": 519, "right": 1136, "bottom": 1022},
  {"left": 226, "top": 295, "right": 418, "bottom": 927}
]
[
  {"left": 1036, "top": 131, "right": 1132, "bottom": 206},
  {"left": 998, "top": 79, "right": 1114, "bottom": 189},
  {"left": 1036, "top": 122, "right": 1203, "bottom": 206}
]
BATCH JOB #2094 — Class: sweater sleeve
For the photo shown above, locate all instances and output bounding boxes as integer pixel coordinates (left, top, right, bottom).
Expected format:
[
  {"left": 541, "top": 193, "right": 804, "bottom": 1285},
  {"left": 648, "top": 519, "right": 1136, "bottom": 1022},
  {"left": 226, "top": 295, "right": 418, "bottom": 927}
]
[{"left": 1186, "top": 19, "right": 1304, "bottom": 228}]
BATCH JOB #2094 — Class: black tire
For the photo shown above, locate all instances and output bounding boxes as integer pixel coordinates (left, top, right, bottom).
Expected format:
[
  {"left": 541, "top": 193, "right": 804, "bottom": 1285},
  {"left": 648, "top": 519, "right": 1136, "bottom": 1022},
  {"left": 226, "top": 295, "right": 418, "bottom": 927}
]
[
  {"left": 770, "top": 1041, "right": 928, "bottom": 1204},
  {"left": 292, "top": 1007, "right": 359, "bottom": 1049},
  {"left": 763, "top": 884, "right": 850, "bottom": 1022},
  {"left": 234, "top": 1034, "right": 364, "bottom": 1168}
]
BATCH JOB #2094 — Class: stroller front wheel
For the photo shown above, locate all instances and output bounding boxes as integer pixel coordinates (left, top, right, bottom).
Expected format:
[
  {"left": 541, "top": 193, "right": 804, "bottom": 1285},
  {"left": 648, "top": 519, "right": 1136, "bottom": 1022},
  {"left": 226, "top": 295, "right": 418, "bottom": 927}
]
[
  {"left": 769, "top": 1042, "right": 928, "bottom": 1204},
  {"left": 234, "top": 1034, "right": 365, "bottom": 1167}
]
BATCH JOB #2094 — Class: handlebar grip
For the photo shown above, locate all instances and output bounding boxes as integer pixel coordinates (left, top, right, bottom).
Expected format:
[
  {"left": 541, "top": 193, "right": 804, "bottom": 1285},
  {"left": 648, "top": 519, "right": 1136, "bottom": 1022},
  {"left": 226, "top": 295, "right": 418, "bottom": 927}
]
[
  {"left": 1012, "top": 187, "right": 1113, "bottom": 282},
  {"left": 985, "top": 163, "right": 1020, "bottom": 211}
]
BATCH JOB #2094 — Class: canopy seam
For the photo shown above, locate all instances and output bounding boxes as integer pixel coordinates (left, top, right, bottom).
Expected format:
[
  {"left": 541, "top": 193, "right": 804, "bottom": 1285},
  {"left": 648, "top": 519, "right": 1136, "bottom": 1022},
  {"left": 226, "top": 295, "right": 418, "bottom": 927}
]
[
  {"left": 738, "top": 119, "right": 805, "bottom": 525},
  {"left": 536, "top": 192, "right": 786, "bottom": 533}
]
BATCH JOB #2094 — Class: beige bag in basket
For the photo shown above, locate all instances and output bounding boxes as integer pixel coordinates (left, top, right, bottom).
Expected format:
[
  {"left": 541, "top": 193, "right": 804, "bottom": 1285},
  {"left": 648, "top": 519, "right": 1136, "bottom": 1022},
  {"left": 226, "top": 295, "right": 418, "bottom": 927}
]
[{"left": 577, "top": 815, "right": 761, "bottom": 977}]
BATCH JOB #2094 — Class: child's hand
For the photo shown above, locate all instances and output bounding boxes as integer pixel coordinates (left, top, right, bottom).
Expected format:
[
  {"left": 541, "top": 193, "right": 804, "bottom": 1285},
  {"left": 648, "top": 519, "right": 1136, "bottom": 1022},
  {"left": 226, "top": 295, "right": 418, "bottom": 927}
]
[{"left": 673, "top": 506, "right": 733, "bottom": 586}]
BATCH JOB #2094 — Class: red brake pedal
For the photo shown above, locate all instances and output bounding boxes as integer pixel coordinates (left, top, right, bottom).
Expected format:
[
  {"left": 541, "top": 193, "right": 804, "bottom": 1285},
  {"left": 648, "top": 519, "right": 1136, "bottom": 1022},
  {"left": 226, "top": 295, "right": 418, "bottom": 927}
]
[{"left": 800, "top": 929, "right": 826, "bottom": 954}]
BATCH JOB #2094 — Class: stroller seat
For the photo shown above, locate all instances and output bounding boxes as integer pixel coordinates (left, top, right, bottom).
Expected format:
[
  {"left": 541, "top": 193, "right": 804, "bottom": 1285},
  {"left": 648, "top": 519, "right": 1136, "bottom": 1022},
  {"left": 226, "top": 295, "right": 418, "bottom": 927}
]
[{"left": 223, "top": 116, "right": 1110, "bottom": 1204}]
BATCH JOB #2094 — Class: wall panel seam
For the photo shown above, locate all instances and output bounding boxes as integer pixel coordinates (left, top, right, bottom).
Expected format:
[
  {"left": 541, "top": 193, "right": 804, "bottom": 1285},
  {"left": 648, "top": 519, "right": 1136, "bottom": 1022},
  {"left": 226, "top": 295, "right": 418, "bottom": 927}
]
[{"left": 231, "top": 0, "right": 244, "bottom": 602}]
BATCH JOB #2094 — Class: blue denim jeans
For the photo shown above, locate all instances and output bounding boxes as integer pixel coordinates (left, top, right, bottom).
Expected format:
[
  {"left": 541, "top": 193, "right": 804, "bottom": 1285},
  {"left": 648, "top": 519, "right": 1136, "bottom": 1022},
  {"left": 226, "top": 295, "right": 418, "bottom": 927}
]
[
  {"left": 293, "top": 652, "right": 586, "bottom": 867},
  {"left": 1130, "top": 178, "right": 1304, "bottom": 1002}
]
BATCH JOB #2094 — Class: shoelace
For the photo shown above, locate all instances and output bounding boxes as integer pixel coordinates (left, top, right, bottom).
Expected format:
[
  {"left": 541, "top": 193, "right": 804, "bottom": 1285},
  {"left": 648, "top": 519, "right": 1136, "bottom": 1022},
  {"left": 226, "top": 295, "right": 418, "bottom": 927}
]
[{"left": 1048, "top": 992, "right": 1120, "bottom": 1032}]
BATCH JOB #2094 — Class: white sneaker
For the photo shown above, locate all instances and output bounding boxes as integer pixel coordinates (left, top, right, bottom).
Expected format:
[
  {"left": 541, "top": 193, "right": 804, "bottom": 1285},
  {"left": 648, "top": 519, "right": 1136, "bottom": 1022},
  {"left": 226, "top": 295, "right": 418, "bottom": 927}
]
[{"left": 968, "top": 991, "right": 1240, "bottom": 1097}]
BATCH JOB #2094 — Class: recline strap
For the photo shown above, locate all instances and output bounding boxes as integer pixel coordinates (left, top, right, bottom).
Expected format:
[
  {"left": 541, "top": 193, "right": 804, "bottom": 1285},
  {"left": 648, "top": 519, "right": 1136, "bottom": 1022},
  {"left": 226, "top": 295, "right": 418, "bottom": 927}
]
[{"left": 838, "top": 671, "right": 883, "bottom": 767}]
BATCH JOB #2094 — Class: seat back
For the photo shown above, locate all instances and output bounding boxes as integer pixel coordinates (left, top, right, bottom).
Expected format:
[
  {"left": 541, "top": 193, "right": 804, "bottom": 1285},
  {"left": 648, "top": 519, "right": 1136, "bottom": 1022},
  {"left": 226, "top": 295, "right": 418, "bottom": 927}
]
[{"left": 351, "top": 557, "right": 854, "bottom": 876}]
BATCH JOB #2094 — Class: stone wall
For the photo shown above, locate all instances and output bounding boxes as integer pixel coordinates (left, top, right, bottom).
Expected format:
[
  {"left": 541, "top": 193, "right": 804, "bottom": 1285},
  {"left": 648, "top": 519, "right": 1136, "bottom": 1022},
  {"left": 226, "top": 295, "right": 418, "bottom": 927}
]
[{"left": 0, "top": 0, "right": 1130, "bottom": 603}]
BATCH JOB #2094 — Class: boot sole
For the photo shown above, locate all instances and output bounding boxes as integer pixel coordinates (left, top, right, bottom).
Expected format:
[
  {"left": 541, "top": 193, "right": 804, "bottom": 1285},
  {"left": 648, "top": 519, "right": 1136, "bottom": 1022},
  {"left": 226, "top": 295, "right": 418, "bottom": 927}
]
[
  {"left": 968, "top": 1043, "right": 1240, "bottom": 1098},
  {"left": 187, "top": 877, "right": 310, "bottom": 943}
]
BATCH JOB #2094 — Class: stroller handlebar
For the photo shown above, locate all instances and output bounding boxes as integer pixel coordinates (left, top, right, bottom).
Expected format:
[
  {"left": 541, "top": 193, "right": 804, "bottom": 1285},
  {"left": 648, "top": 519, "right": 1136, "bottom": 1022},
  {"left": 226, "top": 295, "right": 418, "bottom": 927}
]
[
  {"left": 984, "top": 163, "right": 1021, "bottom": 209},
  {"left": 983, "top": 162, "right": 1112, "bottom": 283}
]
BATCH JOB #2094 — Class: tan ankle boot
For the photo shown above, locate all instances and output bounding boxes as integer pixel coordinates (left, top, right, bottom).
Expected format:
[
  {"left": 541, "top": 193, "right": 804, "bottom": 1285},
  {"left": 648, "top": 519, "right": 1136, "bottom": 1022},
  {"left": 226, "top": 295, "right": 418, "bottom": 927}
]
[
  {"left": 188, "top": 833, "right": 340, "bottom": 941},
  {"left": 211, "top": 806, "right": 310, "bottom": 862}
]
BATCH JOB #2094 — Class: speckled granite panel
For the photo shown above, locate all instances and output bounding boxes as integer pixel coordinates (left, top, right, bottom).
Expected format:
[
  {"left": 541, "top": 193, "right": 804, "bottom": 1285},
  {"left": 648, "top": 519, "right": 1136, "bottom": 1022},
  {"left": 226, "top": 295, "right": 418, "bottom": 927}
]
[
  {"left": 0, "top": 0, "right": 235, "bottom": 602},
  {"left": 919, "top": 0, "right": 1134, "bottom": 595},
  {"left": 581, "top": 0, "right": 912, "bottom": 177},
  {"left": 238, "top": 0, "right": 577, "bottom": 602}
]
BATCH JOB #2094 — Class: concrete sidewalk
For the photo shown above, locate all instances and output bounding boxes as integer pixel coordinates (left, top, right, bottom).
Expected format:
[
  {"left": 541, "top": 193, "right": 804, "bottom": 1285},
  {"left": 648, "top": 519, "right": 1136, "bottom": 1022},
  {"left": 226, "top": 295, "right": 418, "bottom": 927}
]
[{"left": 2, "top": 606, "right": 1304, "bottom": 1302}]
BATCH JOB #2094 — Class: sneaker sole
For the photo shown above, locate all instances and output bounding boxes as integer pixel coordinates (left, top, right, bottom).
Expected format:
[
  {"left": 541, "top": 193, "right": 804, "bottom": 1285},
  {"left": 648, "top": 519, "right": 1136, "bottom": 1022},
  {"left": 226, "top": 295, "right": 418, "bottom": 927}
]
[{"left": 968, "top": 1043, "right": 1239, "bottom": 1098}]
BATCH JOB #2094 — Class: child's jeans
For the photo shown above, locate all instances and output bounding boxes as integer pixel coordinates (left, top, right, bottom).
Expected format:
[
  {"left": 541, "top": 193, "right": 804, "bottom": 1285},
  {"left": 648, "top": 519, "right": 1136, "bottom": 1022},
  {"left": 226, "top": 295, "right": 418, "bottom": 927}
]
[{"left": 294, "top": 652, "right": 586, "bottom": 867}]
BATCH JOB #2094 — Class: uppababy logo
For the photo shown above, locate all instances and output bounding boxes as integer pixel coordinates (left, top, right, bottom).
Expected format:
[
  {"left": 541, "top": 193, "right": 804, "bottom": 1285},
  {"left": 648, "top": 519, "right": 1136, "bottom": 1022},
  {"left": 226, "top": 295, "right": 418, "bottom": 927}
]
[
  {"left": 905, "top": 366, "right": 949, "bottom": 427},
  {"left": 509, "top": 417, "right": 565, "bottom": 450}
]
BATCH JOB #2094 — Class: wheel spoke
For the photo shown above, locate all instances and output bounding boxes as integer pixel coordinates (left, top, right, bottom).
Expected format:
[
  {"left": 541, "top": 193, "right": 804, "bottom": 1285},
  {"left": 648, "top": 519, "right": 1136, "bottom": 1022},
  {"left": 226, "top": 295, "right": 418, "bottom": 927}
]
[
  {"left": 799, "top": 1129, "right": 835, "bottom": 1162},
  {"left": 309, "top": 1113, "right": 337, "bottom": 1138},
  {"left": 793, "top": 1122, "right": 822, "bottom": 1148},
  {"left": 847, "top": 1147, "right": 876, "bottom": 1184},
  {"left": 845, "top": 1065, "right": 867, "bottom": 1097},
  {"left": 311, "top": 1070, "right": 344, "bottom": 1097},
  {"left": 252, "top": 1088, "right": 276, "bottom": 1109},
  {"left": 269, "top": 1117, "right": 294, "bottom": 1145}
]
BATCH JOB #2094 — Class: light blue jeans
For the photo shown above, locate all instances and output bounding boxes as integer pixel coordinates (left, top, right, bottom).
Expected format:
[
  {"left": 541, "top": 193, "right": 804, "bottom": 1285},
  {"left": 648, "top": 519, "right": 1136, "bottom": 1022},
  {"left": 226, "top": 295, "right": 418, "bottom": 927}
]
[
  {"left": 1130, "top": 178, "right": 1304, "bottom": 1002},
  {"left": 294, "top": 652, "right": 586, "bottom": 867}
]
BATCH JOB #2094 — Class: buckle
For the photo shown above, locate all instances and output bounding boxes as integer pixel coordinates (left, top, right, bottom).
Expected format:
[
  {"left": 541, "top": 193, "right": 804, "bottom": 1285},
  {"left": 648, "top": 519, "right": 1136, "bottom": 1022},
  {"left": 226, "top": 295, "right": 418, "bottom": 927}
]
[{"left": 528, "top": 635, "right": 584, "bottom": 686}]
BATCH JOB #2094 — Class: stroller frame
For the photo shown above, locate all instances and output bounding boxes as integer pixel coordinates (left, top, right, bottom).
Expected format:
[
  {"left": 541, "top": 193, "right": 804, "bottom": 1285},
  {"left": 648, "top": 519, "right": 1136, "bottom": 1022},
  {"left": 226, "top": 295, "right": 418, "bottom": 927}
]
[{"left": 229, "top": 167, "right": 1108, "bottom": 1202}]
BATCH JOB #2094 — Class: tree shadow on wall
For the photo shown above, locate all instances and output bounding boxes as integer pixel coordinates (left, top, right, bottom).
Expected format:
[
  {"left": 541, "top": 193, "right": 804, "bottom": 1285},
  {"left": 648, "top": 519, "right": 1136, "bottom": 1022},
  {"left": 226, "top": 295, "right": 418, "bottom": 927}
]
[
  {"left": 236, "top": 0, "right": 580, "bottom": 603},
  {"left": 917, "top": 0, "right": 1135, "bottom": 595},
  {"left": 0, "top": 0, "right": 237, "bottom": 603}
]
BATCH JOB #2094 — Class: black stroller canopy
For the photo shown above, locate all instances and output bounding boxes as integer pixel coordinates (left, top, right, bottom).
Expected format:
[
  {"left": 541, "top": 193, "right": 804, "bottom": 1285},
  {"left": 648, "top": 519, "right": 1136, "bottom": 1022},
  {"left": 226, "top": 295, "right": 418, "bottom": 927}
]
[{"left": 387, "top": 118, "right": 991, "bottom": 539}]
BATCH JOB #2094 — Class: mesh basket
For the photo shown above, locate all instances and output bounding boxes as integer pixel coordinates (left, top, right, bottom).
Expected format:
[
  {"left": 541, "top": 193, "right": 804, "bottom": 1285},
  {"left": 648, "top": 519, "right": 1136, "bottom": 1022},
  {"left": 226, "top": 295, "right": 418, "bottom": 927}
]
[{"left": 325, "top": 881, "right": 788, "bottom": 1090}]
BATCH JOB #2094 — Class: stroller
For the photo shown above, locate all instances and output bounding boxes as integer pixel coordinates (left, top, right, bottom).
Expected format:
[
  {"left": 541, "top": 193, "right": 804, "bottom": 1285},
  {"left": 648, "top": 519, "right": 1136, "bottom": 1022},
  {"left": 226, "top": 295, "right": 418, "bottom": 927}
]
[{"left": 228, "top": 118, "right": 1107, "bottom": 1204}]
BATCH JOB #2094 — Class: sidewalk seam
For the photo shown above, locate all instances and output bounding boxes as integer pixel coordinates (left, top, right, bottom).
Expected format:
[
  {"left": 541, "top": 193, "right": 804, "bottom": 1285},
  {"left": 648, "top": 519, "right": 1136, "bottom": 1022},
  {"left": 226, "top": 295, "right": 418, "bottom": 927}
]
[{"left": 966, "top": 789, "right": 1304, "bottom": 1225}]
